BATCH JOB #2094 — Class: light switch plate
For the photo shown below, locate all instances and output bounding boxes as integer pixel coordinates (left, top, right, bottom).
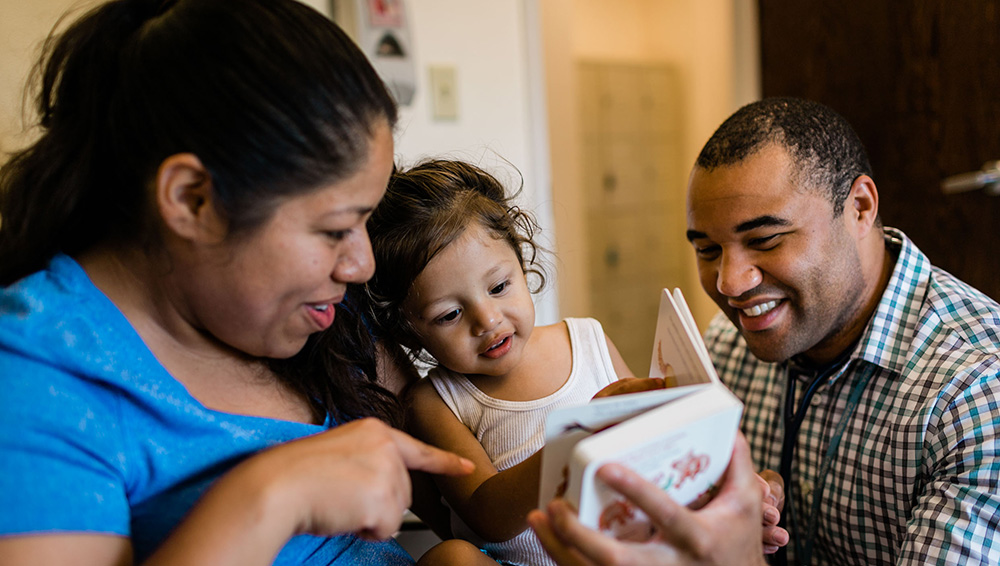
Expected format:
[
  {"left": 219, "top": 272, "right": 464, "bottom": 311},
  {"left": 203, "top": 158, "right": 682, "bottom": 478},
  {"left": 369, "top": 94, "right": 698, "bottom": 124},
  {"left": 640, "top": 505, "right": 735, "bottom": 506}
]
[{"left": 429, "top": 65, "right": 458, "bottom": 120}]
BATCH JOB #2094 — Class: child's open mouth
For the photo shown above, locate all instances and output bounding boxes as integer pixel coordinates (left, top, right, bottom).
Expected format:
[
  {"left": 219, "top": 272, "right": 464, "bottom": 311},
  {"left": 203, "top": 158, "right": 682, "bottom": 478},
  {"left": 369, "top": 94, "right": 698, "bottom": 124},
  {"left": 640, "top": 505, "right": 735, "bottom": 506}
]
[{"left": 482, "top": 335, "right": 513, "bottom": 359}]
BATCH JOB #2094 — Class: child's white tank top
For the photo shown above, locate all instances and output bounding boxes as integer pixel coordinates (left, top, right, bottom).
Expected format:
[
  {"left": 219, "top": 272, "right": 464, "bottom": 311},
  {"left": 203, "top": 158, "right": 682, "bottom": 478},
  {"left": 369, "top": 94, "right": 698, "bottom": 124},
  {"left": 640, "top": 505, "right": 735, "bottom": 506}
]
[{"left": 426, "top": 317, "right": 620, "bottom": 566}]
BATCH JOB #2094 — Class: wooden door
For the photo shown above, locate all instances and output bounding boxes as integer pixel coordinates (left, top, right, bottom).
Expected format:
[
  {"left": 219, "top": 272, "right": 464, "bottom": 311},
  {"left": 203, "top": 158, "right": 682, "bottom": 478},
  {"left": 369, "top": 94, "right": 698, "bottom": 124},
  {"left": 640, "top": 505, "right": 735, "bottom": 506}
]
[{"left": 758, "top": 1, "right": 1000, "bottom": 300}]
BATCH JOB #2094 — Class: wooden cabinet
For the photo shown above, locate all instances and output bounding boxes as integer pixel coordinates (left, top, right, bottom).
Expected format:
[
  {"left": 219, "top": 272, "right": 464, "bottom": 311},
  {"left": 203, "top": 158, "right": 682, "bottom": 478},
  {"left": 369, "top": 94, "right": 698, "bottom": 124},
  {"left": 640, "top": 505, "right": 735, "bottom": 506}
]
[{"left": 578, "top": 62, "right": 689, "bottom": 374}]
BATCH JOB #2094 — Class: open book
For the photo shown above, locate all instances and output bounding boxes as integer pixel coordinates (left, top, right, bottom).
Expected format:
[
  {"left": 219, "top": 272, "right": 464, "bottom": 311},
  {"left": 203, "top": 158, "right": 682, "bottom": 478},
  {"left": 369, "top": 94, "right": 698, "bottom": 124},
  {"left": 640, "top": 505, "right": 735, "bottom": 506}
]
[{"left": 537, "top": 288, "right": 743, "bottom": 538}]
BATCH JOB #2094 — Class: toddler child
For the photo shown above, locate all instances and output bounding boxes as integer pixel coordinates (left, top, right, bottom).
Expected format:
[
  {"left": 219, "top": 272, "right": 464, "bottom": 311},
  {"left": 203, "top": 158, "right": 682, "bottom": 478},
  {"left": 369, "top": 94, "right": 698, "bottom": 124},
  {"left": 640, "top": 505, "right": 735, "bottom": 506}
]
[{"left": 366, "top": 159, "right": 634, "bottom": 566}]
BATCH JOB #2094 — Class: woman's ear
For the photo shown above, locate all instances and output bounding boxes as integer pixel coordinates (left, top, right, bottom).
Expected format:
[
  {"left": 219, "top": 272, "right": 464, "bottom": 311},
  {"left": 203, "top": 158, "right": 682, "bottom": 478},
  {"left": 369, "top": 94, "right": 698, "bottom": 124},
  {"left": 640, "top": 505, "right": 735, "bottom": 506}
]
[
  {"left": 156, "top": 153, "right": 226, "bottom": 243},
  {"left": 845, "top": 174, "right": 880, "bottom": 238}
]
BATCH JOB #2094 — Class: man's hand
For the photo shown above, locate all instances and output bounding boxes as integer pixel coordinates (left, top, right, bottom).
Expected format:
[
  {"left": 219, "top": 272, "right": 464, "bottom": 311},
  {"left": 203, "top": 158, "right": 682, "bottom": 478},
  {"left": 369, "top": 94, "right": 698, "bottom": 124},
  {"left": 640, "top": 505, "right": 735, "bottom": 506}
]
[
  {"left": 591, "top": 377, "right": 666, "bottom": 399},
  {"left": 528, "top": 434, "right": 769, "bottom": 566}
]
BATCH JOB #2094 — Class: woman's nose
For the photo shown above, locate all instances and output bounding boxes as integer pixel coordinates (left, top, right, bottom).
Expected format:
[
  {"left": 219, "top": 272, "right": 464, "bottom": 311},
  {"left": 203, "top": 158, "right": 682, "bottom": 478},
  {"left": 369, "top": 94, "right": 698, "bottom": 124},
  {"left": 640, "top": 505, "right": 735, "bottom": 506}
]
[{"left": 332, "top": 235, "right": 376, "bottom": 284}]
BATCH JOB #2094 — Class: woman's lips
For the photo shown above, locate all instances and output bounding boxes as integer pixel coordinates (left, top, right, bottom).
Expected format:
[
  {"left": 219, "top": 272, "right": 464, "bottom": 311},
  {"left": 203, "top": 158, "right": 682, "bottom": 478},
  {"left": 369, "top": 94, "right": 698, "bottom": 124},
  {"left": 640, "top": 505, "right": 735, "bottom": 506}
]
[{"left": 306, "top": 302, "right": 336, "bottom": 330}]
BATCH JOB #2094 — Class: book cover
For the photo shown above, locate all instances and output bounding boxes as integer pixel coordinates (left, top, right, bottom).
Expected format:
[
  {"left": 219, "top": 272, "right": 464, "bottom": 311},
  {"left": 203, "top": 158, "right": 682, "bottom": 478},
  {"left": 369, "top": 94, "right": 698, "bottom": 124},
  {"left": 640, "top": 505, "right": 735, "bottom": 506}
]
[{"left": 538, "top": 288, "right": 743, "bottom": 538}]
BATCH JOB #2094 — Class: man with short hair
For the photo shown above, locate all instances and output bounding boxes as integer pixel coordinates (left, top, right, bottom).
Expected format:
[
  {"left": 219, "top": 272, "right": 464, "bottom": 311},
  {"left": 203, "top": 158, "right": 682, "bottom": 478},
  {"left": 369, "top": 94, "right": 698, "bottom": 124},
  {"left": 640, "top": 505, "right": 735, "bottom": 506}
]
[{"left": 531, "top": 98, "right": 1000, "bottom": 566}]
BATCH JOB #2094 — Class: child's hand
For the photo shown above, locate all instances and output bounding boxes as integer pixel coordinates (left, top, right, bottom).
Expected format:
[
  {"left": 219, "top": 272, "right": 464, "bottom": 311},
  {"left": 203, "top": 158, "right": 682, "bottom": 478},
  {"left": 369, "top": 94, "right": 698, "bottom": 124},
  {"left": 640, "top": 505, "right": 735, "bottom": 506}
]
[
  {"left": 758, "top": 469, "right": 788, "bottom": 554},
  {"left": 591, "top": 377, "right": 666, "bottom": 399}
]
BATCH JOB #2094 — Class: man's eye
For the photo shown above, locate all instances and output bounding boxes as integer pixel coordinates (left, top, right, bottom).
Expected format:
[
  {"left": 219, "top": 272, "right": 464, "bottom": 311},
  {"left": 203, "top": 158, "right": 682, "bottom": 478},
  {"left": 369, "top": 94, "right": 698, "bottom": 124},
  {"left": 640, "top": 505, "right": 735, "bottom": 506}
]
[
  {"left": 325, "top": 230, "right": 351, "bottom": 241},
  {"left": 749, "top": 234, "right": 782, "bottom": 249},
  {"left": 693, "top": 244, "right": 720, "bottom": 259}
]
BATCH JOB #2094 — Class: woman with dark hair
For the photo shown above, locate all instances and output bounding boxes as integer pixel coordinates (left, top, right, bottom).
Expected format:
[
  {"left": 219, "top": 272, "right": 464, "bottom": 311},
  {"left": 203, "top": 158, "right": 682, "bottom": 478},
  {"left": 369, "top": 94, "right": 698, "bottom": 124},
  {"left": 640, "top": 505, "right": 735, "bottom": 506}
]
[{"left": 0, "top": 0, "right": 471, "bottom": 564}]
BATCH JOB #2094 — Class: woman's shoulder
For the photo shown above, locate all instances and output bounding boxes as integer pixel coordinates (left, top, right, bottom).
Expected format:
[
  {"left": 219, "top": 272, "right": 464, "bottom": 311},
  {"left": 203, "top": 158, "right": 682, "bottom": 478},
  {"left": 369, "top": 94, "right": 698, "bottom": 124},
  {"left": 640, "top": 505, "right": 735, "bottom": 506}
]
[
  {"left": 1, "top": 255, "right": 111, "bottom": 355},
  {"left": 0, "top": 254, "right": 160, "bottom": 390}
]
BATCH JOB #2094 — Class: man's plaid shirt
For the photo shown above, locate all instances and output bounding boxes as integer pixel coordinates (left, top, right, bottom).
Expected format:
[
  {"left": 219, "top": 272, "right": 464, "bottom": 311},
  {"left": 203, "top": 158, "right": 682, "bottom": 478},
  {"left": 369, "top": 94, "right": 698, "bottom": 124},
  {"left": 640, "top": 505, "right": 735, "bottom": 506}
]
[{"left": 704, "top": 228, "right": 1000, "bottom": 565}]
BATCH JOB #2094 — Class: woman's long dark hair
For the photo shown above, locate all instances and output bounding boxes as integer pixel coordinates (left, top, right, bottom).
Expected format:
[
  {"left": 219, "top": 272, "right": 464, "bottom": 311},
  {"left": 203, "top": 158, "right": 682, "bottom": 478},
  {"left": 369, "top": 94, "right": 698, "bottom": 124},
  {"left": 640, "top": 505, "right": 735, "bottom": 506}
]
[
  {"left": 0, "top": 0, "right": 402, "bottom": 426},
  {"left": 269, "top": 285, "right": 402, "bottom": 427}
]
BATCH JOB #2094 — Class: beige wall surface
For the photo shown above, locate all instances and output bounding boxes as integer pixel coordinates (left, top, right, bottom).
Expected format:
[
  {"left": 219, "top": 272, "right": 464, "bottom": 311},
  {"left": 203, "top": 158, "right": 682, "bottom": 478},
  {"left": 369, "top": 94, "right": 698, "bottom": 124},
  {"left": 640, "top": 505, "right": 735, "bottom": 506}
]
[
  {"left": 540, "top": 0, "right": 761, "bottom": 336},
  {"left": 0, "top": 0, "right": 95, "bottom": 157}
]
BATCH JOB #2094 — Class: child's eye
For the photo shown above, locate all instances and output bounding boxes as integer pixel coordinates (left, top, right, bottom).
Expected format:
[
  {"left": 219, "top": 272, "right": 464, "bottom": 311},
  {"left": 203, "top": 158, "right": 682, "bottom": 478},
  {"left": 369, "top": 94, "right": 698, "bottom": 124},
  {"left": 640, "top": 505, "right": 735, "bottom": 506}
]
[
  {"left": 490, "top": 280, "right": 510, "bottom": 295},
  {"left": 435, "top": 309, "right": 461, "bottom": 324}
]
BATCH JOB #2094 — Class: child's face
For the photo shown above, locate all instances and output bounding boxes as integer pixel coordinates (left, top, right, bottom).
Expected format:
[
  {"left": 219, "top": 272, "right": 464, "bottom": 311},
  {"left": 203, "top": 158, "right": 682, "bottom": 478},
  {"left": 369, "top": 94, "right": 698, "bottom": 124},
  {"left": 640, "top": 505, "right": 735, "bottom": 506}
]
[{"left": 403, "top": 222, "right": 535, "bottom": 378}]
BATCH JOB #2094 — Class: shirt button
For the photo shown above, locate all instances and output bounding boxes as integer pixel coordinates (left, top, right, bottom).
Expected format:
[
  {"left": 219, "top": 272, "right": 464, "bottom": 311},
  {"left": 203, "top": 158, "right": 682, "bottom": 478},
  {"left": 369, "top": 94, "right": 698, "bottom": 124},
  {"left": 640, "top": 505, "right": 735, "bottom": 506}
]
[{"left": 800, "top": 479, "right": 813, "bottom": 499}]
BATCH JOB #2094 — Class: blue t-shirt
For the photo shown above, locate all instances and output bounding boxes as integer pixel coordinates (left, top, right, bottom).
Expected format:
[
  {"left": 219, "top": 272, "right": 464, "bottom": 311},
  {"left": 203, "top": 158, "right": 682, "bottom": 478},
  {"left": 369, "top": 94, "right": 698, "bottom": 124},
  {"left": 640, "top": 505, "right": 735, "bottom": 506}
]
[{"left": 0, "top": 254, "right": 413, "bottom": 565}]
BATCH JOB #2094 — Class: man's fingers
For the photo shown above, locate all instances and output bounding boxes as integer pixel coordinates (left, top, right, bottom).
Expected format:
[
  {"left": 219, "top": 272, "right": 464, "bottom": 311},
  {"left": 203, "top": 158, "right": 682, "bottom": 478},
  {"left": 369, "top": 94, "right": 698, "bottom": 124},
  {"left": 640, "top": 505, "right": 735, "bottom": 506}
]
[
  {"left": 763, "top": 505, "right": 780, "bottom": 526},
  {"left": 543, "top": 499, "right": 632, "bottom": 565},
  {"left": 594, "top": 462, "right": 698, "bottom": 546},
  {"left": 592, "top": 377, "right": 667, "bottom": 399},
  {"left": 714, "top": 435, "right": 762, "bottom": 500},
  {"left": 762, "top": 524, "right": 789, "bottom": 550},
  {"left": 528, "top": 508, "right": 593, "bottom": 566},
  {"left": 389, "top": 428, "right": 475, "bottom": 476}
]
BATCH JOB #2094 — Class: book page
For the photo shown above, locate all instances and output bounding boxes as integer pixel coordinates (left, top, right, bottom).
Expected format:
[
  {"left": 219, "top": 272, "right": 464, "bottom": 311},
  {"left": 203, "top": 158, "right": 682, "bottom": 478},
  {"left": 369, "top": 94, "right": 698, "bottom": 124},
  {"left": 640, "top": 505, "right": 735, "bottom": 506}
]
[{"left": 648, "top": 288, "right": 719, "bottom": 386}]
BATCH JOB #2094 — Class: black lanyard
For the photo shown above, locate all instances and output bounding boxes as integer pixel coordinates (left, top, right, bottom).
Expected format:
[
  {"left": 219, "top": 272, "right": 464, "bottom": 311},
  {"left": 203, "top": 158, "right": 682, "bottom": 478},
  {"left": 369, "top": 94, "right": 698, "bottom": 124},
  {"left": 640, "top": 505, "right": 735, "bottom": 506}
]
[
  {"left": 772, "top": 356, "right": 850, "bottom": 566},
  {"left": 772, "top": 356, "right": 874, "bottom": 566}
]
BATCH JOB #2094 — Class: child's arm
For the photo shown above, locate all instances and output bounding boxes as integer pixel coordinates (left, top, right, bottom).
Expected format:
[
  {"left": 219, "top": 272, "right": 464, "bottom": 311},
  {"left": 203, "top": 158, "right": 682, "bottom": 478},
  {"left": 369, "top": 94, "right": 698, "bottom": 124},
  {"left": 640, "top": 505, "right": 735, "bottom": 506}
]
[
  {"left": 604, "top": 332, "right": 635, "bottom": 378},
  {"left": 408, "top": 469, "right": 454, "bottom": 540},
  {"left": 406, "top": 380, "right": 541, "bottom": 543}
]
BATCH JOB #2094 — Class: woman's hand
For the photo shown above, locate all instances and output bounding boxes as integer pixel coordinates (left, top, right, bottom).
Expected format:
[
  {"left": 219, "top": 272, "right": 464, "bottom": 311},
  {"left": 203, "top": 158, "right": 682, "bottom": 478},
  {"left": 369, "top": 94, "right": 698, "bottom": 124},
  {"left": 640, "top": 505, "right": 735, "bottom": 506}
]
[
  {"left": 252, "top": 418, "right": 474, "bottom": 540},
  {"left": 145, "top": 418, "right": 473, "bottom": 566},
  {"left": 527, "top": 434, "right": 768, "bottom": 566}
]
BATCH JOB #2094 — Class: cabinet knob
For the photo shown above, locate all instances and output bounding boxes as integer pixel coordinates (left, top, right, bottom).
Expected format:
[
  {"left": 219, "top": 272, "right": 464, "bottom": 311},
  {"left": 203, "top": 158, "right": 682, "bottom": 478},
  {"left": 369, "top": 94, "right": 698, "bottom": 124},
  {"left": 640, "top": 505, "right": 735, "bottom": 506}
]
[
  {"left": 603, "top": 172, "right": 617, "bottom": 192},
  {"left": 605, "top": 246, "right": 620, "bottom": 268}
]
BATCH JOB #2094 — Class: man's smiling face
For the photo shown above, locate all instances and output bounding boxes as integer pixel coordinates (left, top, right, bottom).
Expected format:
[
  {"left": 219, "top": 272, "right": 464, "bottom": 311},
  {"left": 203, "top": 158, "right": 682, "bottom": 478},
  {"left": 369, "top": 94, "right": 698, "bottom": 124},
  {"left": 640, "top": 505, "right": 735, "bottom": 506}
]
[{"left": 686, "top": 143, "right": 867, "bottom": 364}]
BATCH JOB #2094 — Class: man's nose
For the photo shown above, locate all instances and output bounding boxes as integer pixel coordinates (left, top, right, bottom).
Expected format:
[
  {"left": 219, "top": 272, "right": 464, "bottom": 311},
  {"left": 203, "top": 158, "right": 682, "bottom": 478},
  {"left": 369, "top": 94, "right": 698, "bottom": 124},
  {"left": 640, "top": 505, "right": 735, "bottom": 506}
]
[{"left": 716, "top": 252, "right": 762, "bottom": 297}]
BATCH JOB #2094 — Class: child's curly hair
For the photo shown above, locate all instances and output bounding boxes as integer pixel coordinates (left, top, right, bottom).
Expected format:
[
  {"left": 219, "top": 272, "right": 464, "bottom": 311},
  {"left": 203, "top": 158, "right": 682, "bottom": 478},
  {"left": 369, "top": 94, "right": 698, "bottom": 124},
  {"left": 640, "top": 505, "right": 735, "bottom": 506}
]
[{"left": 365, "top": 159, "right": 546, "bottom": 362}]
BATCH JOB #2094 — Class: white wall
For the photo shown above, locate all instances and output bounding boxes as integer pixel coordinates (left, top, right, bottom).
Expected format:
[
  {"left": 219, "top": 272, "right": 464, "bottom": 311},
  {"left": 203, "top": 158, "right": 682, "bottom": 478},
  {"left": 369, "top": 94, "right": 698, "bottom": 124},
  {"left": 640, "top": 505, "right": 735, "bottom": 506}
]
[
  {"left": 0, "top": 0, "right": 86, "bottom": 155},
  {"left": 397, "top": 0, "right": 557, "bottom": 324}
]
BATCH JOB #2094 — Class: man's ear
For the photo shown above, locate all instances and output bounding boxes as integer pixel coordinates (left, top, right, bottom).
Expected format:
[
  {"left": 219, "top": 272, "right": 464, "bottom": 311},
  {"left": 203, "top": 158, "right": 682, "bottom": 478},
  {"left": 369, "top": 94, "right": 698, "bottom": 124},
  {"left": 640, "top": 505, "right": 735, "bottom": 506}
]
[
  {"left": 844, "top": 174, "right": 879, "bottom": 237},
  {"left": 156, "top": 153, "right": 226, "bottom": 243}
]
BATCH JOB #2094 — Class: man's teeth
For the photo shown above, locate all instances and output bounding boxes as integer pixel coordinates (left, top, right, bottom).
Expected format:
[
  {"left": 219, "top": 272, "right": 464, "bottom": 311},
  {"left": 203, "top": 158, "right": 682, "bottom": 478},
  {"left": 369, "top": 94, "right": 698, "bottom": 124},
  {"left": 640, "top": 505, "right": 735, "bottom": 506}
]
[
  {"left": 743, "top": 300, "right": 778, "bottom": 317},
  {"left": 312, "top": 304, "right": 329, "bottom": 312}
]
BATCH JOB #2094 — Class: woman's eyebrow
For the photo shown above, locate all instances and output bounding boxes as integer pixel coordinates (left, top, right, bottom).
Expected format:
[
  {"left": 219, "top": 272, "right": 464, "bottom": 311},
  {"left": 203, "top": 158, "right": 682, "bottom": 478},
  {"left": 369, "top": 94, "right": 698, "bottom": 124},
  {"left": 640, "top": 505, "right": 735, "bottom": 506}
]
[{"left": 320, "top": 204, "right": 378, "bottom": 220}]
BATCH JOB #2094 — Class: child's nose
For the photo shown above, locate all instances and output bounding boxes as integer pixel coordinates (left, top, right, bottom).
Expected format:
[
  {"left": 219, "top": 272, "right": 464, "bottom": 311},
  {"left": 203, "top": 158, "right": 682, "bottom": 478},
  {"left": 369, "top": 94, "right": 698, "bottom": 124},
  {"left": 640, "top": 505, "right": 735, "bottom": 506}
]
[{"left": 473, "top": 304, "right": 503, "bottom": 336}]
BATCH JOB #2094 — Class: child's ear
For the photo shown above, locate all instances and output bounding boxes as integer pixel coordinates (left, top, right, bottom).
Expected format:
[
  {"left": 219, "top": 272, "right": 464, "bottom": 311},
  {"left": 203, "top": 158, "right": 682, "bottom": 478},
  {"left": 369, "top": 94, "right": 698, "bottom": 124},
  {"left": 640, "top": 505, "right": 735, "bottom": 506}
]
[{"left": 155, "top": 153, "right": 227, "bottom": 243}]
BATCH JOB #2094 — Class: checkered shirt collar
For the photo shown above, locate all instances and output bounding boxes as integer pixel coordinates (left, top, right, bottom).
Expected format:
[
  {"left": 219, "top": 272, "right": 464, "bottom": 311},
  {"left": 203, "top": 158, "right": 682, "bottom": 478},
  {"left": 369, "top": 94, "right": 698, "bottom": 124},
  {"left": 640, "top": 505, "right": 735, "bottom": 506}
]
[{"left": 855, "top": 227, "right": 927, "bottom": 375}]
